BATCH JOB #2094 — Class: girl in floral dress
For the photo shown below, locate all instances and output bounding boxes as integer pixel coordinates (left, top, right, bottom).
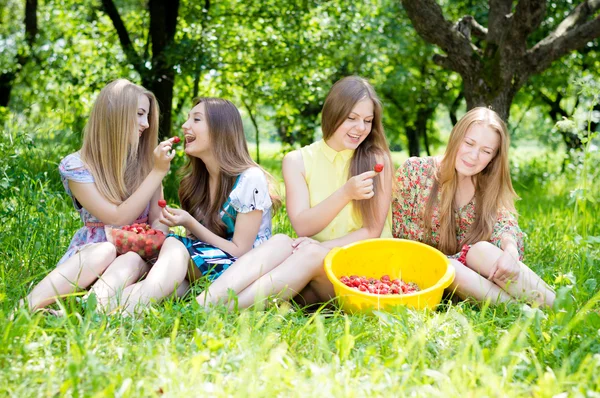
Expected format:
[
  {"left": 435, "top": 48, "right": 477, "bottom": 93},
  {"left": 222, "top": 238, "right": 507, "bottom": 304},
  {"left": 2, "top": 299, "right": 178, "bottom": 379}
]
[
  {"left": 115, "top": 98, "right": 277, "bottom": 314},
  {"left": 26, "top": 79, "right": 176, "bottom": 311},
  {"left": 195, "top": 76, "right": 393, "bottom": 309},
  {"left": 392, "top": 107, "right": 555, "bottom": 307}
]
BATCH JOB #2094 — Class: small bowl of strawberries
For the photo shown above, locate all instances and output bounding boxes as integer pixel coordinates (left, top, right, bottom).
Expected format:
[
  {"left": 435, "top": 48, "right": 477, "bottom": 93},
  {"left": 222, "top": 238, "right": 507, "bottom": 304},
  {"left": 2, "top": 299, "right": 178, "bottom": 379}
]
[{"left": 106, "top": 223, "right": 166, "bottom": 260}]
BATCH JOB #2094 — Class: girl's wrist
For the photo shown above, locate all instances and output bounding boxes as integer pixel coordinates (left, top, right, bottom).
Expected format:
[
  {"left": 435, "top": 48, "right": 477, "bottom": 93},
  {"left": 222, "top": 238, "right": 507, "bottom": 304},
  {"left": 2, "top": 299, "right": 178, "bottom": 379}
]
[{"left": 151, "top": 166, "right": 168, "bottom": 177}]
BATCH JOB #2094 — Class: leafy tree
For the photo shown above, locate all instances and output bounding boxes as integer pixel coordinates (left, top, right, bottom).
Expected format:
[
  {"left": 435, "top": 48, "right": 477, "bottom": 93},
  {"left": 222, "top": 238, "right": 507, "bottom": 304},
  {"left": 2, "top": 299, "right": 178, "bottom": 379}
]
[{"left": 400, "top": 0, "right": 600, "bottom": 121}]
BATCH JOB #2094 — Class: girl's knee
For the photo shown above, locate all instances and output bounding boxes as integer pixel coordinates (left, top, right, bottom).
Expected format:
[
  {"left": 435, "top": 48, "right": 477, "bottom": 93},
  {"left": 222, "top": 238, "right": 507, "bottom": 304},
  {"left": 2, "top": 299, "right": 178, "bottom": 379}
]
[
  {"left": 470, "top": 241, "right": 496, "bottom": 254},
  {"left": 117, "top": 252, "right": 146, "bottom": 272},
  {"left": 85, "top": 242, "right": 117, "bottom": 273},
  {"left": 96, "top": 242, "right": 117, "bottom": 262},
  {"left": 299, "top": 243, "right": 330, "bottom": 272},
  {"left": 269, "top": 234, "right": 293, "bottom": 246},
  {"left": 465, "top": 241, "right": 497, "bottom": 264}
]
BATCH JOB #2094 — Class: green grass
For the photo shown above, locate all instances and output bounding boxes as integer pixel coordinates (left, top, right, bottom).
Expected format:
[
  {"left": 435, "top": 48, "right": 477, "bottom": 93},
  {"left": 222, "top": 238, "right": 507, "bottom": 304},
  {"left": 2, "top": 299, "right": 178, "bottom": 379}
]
[{"left": 1, "top": 125, "right": 600, "bottom": 397}]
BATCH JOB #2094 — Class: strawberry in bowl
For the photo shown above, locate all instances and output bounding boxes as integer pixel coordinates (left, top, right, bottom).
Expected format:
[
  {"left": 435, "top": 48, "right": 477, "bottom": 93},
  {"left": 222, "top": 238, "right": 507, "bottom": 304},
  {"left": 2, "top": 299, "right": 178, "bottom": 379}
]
[{"left": 105, "top": 223, "right": 166, "bottom": 260}]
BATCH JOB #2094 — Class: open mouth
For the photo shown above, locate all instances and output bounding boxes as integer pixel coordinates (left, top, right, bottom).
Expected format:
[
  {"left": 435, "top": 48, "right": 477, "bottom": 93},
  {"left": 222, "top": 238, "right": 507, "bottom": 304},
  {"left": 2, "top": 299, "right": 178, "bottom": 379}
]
[
  {"left": 347, "top": 133, "right": 361, "bottom": 141},
  {"left": 462, "top": 160, "right": 475, "bottom": 168},
  {"left": 185, "top": 134, "right": 196, "bottom": 144}
]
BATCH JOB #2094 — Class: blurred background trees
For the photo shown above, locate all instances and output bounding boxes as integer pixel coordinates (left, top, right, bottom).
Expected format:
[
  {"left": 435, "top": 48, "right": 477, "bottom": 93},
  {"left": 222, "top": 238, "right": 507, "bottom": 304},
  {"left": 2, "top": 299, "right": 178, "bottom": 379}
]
[{"left": 1, "top": 0, "right": 599, "bottom": 159}]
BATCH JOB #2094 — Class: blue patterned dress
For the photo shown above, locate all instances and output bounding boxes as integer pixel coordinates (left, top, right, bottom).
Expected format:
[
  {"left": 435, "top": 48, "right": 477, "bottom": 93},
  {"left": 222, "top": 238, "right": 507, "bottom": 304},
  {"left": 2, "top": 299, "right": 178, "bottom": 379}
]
[{"left": 169, "top": 167, "right": 273, "bottom": 281}]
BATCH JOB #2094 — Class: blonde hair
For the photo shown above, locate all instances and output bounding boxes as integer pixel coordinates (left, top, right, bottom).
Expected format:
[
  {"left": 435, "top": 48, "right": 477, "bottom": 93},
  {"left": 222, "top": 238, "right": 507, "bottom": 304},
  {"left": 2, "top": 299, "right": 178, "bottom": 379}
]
[
  {"left": 423, "top": 107, "right": 518, "bottom": 254},
  {"left": 80, "top": 79, "right": 159, "bottom": 204},
  {"left": 179, "top": 97, "right": 281, "bottom": 238},
  {"left": 321, "top": 76, "right": 392, "bottom": 228}
]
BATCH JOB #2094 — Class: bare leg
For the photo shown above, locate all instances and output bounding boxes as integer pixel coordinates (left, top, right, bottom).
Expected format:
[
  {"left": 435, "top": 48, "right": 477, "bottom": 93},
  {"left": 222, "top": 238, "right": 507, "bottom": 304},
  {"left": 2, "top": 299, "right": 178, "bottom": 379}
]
[
  {"left": 176, "top": 279, "right": 190, "bottom": 297},
  {"left": 448, "top": 259, "right": 513, "bottom": 304},
  {"left": 89, "top": 252, "right": 150, "bottom": 310},
  {"left": 196, "top": 234, "right": 294, "bottom": 306},
  {"left": 117, "top": 237, "right": 190, "bottom": 314},
  {"left": 465, "top": 241, "right": 556, "bottom": 307},
  {"left": 232, "top": 243, "right": 333, "bottom": 309},
  {"left": 26, "top": 242, "right": 116, "bottom": 310}
]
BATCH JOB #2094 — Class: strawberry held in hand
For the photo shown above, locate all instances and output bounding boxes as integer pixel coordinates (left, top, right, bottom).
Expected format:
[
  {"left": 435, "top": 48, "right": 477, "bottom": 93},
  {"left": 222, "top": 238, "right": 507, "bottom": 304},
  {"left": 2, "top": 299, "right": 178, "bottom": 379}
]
[
  {"left": 158, "top": 199, "right": 167, "bottom": 208},
  {"left": 172, "top": 136, "right": 181, "bottom": 144},
  {"left": 109, "top": 222, "right": 166, "bottom": 260},
  {"left": 374, "top": 163, "right": 384, "bottom": 173}
]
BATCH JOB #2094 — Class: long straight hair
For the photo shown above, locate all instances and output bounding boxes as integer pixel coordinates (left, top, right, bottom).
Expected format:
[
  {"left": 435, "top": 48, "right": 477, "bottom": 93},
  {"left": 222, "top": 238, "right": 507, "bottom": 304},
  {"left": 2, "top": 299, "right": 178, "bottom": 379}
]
[
  {"left": 321, "top": 76, "right": 392, "bottom": 228},
  {"left": 178, "top": 97, "right": 280, "bottom": 238},
  {"left": 80, "top": 79, "right": 159, "bottom": 204},
  {"left": 423, "top": 107, "right": 518, "bottom": 254}
]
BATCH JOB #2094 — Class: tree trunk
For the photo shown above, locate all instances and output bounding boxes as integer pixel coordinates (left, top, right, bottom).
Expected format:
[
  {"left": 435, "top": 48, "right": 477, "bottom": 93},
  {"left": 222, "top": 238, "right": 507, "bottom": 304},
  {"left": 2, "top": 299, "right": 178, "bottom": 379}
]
[
  {"left": 0, "top": 72, "right": 16, "bottom": 108},
  {"left": 147, "top": 0, "right": 179, "bottom": 138},
  {"left": 405, "top": 126, "right": 420, "bottom": 157},
  {"left": 102, "top": 0, "right": 179, "bottom": 138},
  {"left": 0, "top": 0, "right": 37, "bottom": 108},
  {"left": 416, "top": 107, "right": 434, "bottom": 156},
  {"left": 242, "top": 98, "right": 261, "bottom": 164}
]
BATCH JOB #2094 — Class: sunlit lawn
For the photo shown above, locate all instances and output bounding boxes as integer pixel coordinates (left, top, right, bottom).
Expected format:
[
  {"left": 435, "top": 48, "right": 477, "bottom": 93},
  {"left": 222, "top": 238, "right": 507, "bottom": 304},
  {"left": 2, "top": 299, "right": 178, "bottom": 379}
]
[{"left": 1, "top": 129, "right": 599, "bottom": 397}]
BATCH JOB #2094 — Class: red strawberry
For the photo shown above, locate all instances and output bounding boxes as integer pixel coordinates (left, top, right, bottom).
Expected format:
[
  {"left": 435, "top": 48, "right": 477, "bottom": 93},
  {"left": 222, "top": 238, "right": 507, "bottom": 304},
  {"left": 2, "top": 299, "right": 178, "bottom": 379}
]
[
  {"left": 158, "top": 199, "right": 167, "bottom": 208},
  {"left": 374, "top": 163, "right": 384, "bottom": 173},
  {"left": 172, "top": 136, "right": 181, "bottom": 144}
]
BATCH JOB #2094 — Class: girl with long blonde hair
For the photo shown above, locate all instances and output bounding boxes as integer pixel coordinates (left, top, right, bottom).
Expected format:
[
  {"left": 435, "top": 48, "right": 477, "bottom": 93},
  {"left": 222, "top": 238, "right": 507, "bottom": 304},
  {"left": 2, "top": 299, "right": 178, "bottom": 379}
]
[
  {"left": 196, "top": 76, "right": 393, "bottom": 309},
  {"left": 26, "top": 79, "right": 176, "bottom": 311},
  {"left": 116, "top": 97, "right": 277, "bottom": 314},
  {"left": 393, "top": 107, "right": 555, "bottom": 307}
]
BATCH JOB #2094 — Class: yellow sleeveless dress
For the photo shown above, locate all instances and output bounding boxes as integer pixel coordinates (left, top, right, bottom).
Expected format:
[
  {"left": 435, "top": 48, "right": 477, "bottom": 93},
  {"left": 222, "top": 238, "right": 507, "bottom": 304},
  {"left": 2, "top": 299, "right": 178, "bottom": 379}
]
[{"left": 299, "top": 139, "right": 392, "bottom": 242}]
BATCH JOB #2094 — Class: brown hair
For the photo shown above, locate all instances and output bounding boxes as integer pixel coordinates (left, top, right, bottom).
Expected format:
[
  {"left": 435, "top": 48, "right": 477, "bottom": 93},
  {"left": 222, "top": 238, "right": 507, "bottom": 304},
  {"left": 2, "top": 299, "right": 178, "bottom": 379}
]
[
  {"left": 423, "top": 107, "right": 518, "bottom": 254},
  {"left": 321, "top": 76, "right": 392, "bottom": 228},
  {"left": 80, "top": 79, "right": 159, "bottom": 204},
  {"left": 178, "top": 97, "right": 280, "bottom": 238}
]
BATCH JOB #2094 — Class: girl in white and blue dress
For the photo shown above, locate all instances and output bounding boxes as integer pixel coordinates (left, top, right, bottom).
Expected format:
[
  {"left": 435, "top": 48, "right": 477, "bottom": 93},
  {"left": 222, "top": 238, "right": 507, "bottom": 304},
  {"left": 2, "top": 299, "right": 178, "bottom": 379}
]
[{"left": 116, "top": 97, "right": 278, "bottom": 314}]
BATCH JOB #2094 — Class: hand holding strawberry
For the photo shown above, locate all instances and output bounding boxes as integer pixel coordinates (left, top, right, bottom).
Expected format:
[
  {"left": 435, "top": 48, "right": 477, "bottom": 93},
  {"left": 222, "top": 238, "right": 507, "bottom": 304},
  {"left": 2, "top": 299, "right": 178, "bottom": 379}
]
[
  {"left": 343, "top": 170, "right": 377, "bottom": 201},
  {"left": 153, "top": 139, "right": 176, "bottom": 173},
  {"left": 159, "top": 207, "right": 193, "bottom": 229}
]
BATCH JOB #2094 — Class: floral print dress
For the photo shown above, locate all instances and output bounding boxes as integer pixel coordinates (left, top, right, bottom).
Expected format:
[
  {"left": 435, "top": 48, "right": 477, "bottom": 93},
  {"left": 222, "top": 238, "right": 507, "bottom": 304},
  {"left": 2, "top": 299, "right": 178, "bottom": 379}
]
[{"left": 392, "top": 157, "right": 524, "bottom": 261}]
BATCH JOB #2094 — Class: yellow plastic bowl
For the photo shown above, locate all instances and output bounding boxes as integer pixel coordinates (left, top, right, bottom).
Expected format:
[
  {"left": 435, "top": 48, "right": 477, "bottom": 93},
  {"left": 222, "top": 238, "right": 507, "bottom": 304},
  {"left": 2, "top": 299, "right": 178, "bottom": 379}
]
[{"left": 324, "top": 238, "right": 455, "bottom": 313}]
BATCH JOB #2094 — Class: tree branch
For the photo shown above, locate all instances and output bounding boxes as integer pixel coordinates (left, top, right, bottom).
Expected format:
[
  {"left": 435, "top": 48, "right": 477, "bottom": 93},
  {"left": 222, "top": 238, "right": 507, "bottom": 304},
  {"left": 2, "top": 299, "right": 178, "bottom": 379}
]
[
  {"left": 101, "top": 0, "right": 145, "bottom": 75},
  {"left": 487, "top": 0, "right": 513, "bottom": 46},
  {"left": 553, "top": 0, "right": 600, "bottom": 37},
  {"left": 462, "top": 15, "right": 488, "bottom": 40},
  {"left": 512, "top": 0, "right": 547, "bottom": 40},
  {"left": 527, "top": 17, "right": 600, "bottom": 75},
  {"left": 400, "top": 0, "right": 474, "bottom": 74},
  {"left": 24, "top": 0, "right": 37, "bottom": 47}
]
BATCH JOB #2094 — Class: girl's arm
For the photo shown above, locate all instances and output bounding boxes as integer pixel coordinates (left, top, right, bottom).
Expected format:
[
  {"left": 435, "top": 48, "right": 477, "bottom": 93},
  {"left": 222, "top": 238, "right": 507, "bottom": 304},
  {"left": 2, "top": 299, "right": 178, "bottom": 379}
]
[
  {"left": 162, "top": 208, "right": 263, "bottom": 258},
  {"left": 283, "top": 150, "right": 378, "bottom": 237},
  {"left": 320, "top": 154, "right": 393, "bottom": 248},
  {"left": 68, "top": 139, "right": 175, "bottom": 226}
]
